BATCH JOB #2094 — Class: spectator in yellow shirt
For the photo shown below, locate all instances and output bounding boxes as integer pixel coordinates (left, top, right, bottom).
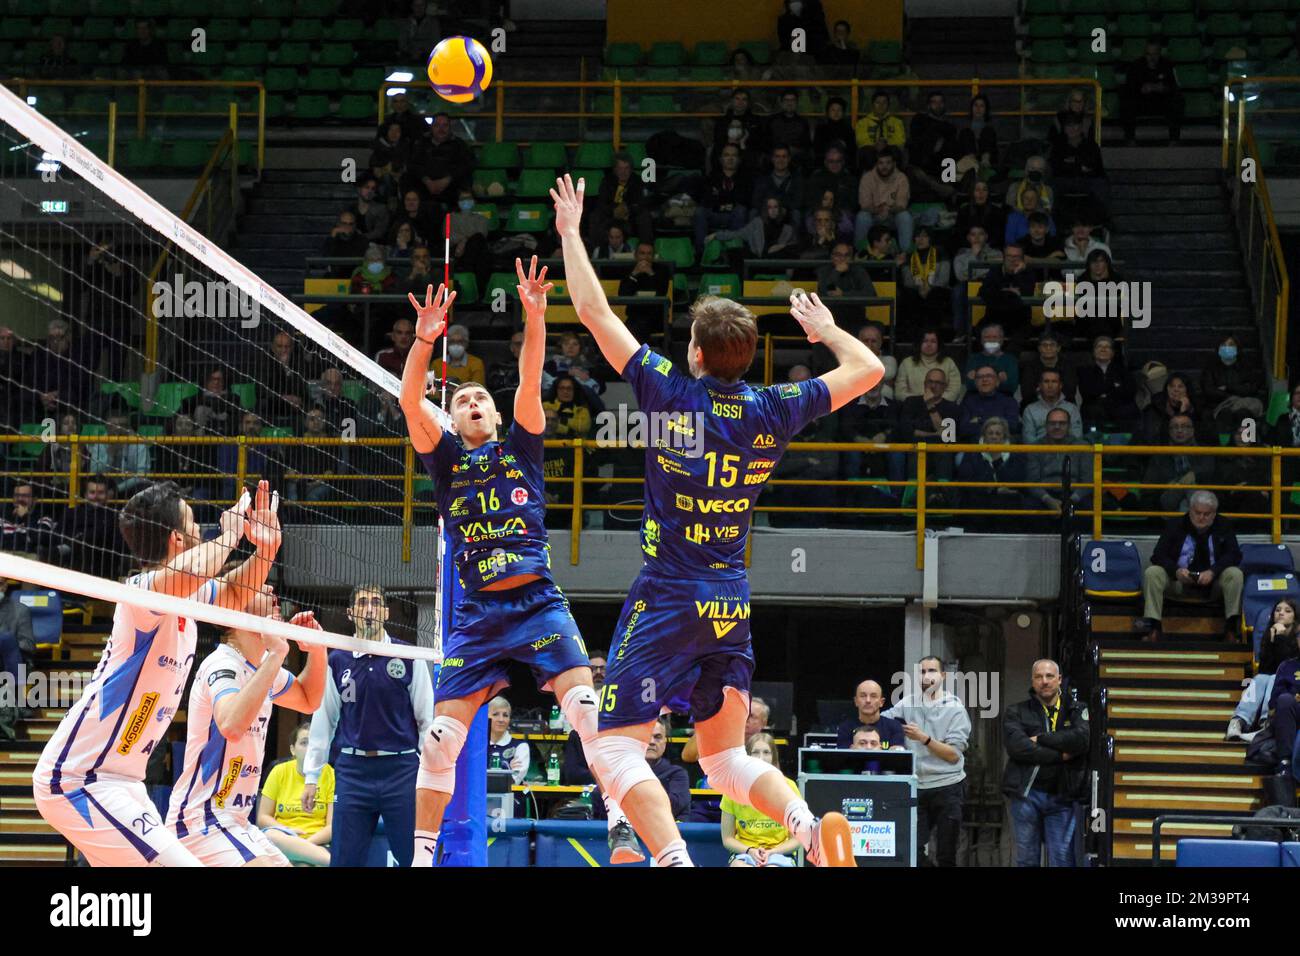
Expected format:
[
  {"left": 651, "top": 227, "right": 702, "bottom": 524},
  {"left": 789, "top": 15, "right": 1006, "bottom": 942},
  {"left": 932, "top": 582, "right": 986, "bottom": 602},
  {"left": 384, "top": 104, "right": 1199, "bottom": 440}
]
[
  {"left": 432, "top": 323, "right": 487, "bottom": 386},
  {"left": 258, "top": 723, "right": 334, "bottom": 866},
  {"left": 720, "top": 732, "right": 802, "bottom": 867},
  {"left": 542, "top": 375, "right": 594, "bottom": 439},
  {"left": 854, "top": 91, "right": 907, "bottom": 171}
]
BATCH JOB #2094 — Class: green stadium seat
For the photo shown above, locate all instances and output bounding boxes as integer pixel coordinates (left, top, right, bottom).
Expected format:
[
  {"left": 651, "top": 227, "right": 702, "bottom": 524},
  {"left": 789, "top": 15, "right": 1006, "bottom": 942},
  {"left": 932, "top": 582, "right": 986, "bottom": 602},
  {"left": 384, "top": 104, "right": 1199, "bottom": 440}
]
[
  {"left": 470, "top": 203, "right": 498, "bottom": 231},
  {"left": 867, "top": 40, "right": 902, "bottom": 63},
  {"left": 1176, "top": 63, "right": 1212, "bottom": 87},
  {"left": 1206, "top": 13, "right": 1248, "bottom": 34},
  {"left": 287, "top": 20, "right": 323, "bottom": 42},
  {"left": 165, "top": 18, "right": 199, "bottom": 42},
  {"left": 82, "top": 18, "right": 117, "bottom": 41},
  {"left": 264, "top": 94, "right": 287, "bottom": 119},
  {"left": 739, "top": 40, "right": 772, "bottom": 64},
  {"left": 341, "top": 381, "right": 365, "bottom": 405},
  {"left": 687, "top": 65, "right": 726, "bottom": 81},
  {"left": 698, "top": 272, "right": 741, "bottom": 297},
  {"left": 80, "top": 424, "right": 109, "bottom": 438},
  {"left": 1260, "top": 36, "right": 1293, "bottom": 56},
  {"left": 1156, "top": 0, "right": 1194, "bottom": 9},
  {"left": 692, "top": 41, "right": 729, "bottom": 65},
  {"left": 101, "top": 381, "right": 142, "bottom": 409},
  {"left": 1251, "top": 11, "right": 1291, "bottom": 33},
  {"left": 11, "top": 0, "right": 46, "bottom": 11},
  {"left": 261, "top": 426, "right": 294, "bottom": 439},
  {"left": 206, "top": 18, "right": 240, "bottom": 42},
  {"left": 505, "top": 204, "right": 553, "bottom": 233},
  {"left": 1025, "top": 0, "right": 1067, "bottom": 12},
  {"left": 1211, "top": 36, "right": 1252, "bottom": 58},
  {"left": 1161, "top": 12, "right": 1199, "bottom": 34},
  {"left": 624, "top": 143, "right": 647, "bottom": 166},
  {"left": 573, "top": 142, "right": 614, "bottom": 168},
  {"left": 647, "top": 41, "right": 687, "bottom": 66},
  {"left": 137, "top": 425, "right": 165, "bottom": 439},
  {"left": 605, "top": 42, "right": 642, "bottom": 67},
  {"left": 91, "top": 0, "right": 130, "bottom": 12},
  {"left": 223, "top": 66, "right": 257, "bottom": 82},
  {"left": 336, "top": 95, "right": 372, "bottom": 121},
  {"left": 30, "top": 90, "right": 67, "bottom": 113},
  {"left": 296, "top": 0, "right": 339, "bottom": 15},
  {"left": 523, "top": 142, "right": 568, "bottom": 168},
  {"left": 1166, "top": 37, "right": 1204, "bottom": 61},
  {"left": 515, "top": 168, "right": 557, "bottom": 196},
  {"left": 1111, "top": 0, "right": 1146, "bottom": 10},
  {"left": 164, "top": 141, "right": 210, "bottom": 167},
  {"left": 1071, "top": 15, "right": 1109, "bottom": 38},
  {"left": 1075, "top": 39, "right": 1115, "bottom": 63},
  {"left": 11, "top": 424, "right": 44, "bottom": 460},
  {"left": 485, "top": 272, "right": 519, "bottom": 302},
  {"left": 134, "top": 0, "right": 167, "bottom": 14},
  {"left": 227, "top": 42, "right": 267, "bottom": 66},
  {"left": 1115, "top": 13, "right": 1153, "bottom": 35},
  {"left": 1028, "top": 17, "right": 1067, "bottom": 38},
  {"left": 71, "top": 91, "right": 111, "bottom": 114},
  {"left": 1118, "top": 36, "right": 1148, "bottom": 60},
  {"left": 229, "top": 383, "right": 256, "bottom": 409},
  {"left": 654, "top": 237, "right": 694, "bottom": 269},
  {"left": 292, "top": 95, "right": 331, "bottom": 120},
  {"left": 452, "top": 272, "right": 479, "bottom": 304},
  {"left": 639, "top": 66, "right": 679, "bottom": 82},
  {"left": 318, "top": 43, "right": 355, "bottom": 67},
  {"left": 572, "top": 168, "right": 605, "bottom": 194},
  {"left": 479, "top": 142, "right": 520, "bottom": 168},
  {"left": 327, "top": 19, "right": 364, "bottom": 41},
  {"left": 472, "top": 168, "right": 510, "bottom": 196},
  {"left": 236, "top": 140, "right": 254, "bottom": 167},
  {"left": 636, "top": 94, "right": 679, "bottom": 114},
  {"left": 373, "top": 19, "right": 398, "bottom": 42},
  {"left": 161, "top": 93, "right": 201, "bottom": 113},
  {"left": 0, "top": 22, "right": 34, "bottom": 41},
  {"left": 145, "top": 383, "right": 199, "bottom": 418},
  {"left": 276, "top": 42, "right": 311, "bottom": 66},
  {"left": 1199, "top": 0, "right": 1237, "bottom": 9},
  {"left": 122, "top": 139, "right": 163, "bottom": 168},
  {"left": 351, "top": 67, "right": 385, "bottom": 91},
  {"left": 264, "top": 67, "right": 298, "bottom": 93},
  {"left": 304, "top": 68, "right": 342, "bottom": 92},
  {"left": 248, "top": 18, "right": 282, "bottom": 42},
  {"left": 1030, "top": 39, "right": 1071, "bottom": 61}
]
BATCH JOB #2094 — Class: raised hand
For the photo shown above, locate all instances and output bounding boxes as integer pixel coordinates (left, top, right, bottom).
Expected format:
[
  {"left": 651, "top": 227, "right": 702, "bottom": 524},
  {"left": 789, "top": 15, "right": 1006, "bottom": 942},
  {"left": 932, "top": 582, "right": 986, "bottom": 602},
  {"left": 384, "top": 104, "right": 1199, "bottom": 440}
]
[
  {"left": 220, "top": 488, "right": 252, "bottom": 540},
  {"left": 289, "top": 609, "right": 324, "bottom": 654},
  {"left": 549, "top": 173, "right": 586, "bottom": 239},
  {"left": 243, "top": 479, "right": 282, "bottom": 555},
  {"left": 515, "top": 255, "right": 554, "bottom": 317},
  {"left": 789, "top": 290, "right": 836, "bottom": 344},
  {"left": 264, "top": 630, "right": 290, "bottom": 662},
  {"left": 406, "top": 282, "right": 457, "bottom": 344}
]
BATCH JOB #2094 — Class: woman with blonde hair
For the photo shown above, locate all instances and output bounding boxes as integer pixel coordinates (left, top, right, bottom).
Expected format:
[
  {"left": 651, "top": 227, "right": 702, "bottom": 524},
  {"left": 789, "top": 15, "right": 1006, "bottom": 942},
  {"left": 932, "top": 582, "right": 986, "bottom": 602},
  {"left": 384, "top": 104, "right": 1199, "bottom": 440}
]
[{"left": 720, "top": 732, "right": 803, "bottom": 866}]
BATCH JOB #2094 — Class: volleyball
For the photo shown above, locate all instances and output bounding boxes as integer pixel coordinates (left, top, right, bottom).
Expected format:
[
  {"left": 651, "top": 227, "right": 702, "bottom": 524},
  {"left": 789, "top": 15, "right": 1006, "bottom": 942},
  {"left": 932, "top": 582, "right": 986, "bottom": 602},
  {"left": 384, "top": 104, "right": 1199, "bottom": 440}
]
[{"left": 426, "top": 35, "right": 493, "bottom": 103}]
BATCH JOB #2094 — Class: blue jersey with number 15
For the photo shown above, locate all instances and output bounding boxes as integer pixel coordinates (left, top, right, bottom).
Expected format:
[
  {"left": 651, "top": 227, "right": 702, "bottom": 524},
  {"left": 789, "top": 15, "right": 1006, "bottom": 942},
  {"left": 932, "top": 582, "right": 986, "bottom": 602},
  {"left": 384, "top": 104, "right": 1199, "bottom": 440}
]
[{"left": 622, "top": 343, "right": 830, "bottom": 581}]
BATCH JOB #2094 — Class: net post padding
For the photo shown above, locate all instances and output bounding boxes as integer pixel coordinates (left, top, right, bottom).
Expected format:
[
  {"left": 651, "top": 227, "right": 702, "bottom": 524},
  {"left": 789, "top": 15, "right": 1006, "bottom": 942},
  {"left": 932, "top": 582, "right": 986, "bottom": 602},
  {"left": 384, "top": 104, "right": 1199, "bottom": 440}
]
[{"left": 0, "top": 552, "right": 437, "bottom": 661}]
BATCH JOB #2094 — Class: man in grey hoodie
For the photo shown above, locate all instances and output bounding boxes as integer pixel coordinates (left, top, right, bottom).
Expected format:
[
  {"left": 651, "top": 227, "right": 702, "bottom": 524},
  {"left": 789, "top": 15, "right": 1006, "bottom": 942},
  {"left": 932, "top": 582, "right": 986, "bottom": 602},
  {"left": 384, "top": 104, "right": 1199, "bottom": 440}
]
[{"left": 883, "top": 655, "right": 971, "bottom": 866}]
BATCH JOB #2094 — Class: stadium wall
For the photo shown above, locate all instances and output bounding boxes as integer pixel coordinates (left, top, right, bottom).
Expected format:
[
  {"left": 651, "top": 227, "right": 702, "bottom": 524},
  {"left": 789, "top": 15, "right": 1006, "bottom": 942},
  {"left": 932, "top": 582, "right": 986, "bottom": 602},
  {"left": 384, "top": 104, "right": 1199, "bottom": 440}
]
[{"left": 606, "top": 0, "right": 903, "bottom": 46}]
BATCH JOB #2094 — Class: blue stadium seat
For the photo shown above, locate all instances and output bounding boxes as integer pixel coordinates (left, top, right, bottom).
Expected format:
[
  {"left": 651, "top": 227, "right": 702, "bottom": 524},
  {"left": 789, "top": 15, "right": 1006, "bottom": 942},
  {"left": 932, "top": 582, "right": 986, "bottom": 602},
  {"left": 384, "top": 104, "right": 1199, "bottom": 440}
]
[
  {"left": 1081, "top": 539, "right": 1142, "bottom": 598},
  {"left": 1240, "top": 543, "right": 1295, "bottom": 577},
  {"left": 1176, "top": 839, "right": 1280, "bottom": 867},
  {"left": 13, "top": 589, "right": 63, "bottom": 647},
  {"left": 1282, "top": 843, "right": 1300, "bottom": 867}
]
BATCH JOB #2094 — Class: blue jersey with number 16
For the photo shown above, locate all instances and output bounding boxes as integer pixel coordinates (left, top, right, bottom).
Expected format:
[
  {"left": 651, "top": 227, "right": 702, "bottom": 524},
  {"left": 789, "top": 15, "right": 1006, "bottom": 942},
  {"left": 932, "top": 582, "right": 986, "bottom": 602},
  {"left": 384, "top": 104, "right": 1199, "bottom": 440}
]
[{"left": 622, "top": 343, "right": 830, "bottom": 581}]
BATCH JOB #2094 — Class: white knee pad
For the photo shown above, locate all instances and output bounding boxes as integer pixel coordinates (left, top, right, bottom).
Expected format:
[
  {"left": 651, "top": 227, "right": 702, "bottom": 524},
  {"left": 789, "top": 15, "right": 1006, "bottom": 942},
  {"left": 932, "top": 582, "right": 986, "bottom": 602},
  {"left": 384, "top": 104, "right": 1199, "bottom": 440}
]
[
  {"left": 699, "top": 747, "right": 780, "bottom": 806},
  {"left": 559, "top": 684, "right": 600, "bottom": 745},
  {"left": 589, "top": 735, "right": 657, "bottom": 806},
  {"left": 417, "top": 715, "right": 468, "bottom": 794}
]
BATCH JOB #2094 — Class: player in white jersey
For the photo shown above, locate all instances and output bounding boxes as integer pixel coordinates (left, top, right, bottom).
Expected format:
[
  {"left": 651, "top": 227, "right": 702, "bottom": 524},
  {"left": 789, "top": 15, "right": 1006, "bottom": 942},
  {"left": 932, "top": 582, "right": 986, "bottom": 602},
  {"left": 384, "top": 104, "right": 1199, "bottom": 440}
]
[
  {"left": 33, "top": 480, "right": 282, "bottom": 867},
  {"left": 167, "top": 583, "right": 327, "bottom": 866}
]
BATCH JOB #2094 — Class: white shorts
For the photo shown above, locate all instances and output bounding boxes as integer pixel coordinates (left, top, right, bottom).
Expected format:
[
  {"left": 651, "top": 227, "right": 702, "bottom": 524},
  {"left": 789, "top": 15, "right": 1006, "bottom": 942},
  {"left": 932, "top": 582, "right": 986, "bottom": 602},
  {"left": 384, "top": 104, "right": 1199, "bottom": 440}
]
[
  {"left": 34, "top": 777, "right": 200, "bottom": 867},
  {"left": 176, "top": 816, "right": 290, "bottom": 867}
]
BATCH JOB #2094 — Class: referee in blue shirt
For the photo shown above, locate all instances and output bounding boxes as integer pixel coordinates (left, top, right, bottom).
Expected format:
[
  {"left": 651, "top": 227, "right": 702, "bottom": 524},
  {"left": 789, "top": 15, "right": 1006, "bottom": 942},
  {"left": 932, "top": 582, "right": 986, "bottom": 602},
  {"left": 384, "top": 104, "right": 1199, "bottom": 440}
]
[{"left": 303, "top": 585, "right": 433, "bottom": 867}]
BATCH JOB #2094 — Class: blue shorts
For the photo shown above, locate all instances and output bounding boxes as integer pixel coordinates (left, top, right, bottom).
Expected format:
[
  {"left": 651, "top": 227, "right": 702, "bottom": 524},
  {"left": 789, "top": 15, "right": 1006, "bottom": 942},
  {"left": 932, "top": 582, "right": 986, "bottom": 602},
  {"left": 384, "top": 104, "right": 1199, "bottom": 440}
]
[
  {"left": 437, "top": 578, "right": 590, "bottom": 702},
  {"left": 599, "top": 572, "right": 754, "bottom": 729}
]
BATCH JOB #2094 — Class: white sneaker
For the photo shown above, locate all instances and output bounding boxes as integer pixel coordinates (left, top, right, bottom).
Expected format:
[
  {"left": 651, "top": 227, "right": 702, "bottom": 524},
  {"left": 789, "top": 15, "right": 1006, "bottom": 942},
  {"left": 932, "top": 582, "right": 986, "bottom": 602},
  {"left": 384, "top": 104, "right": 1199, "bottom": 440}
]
[
  {"left": 806, "top": 812, "right": 856, "bottom": 867},
  {"left": 1225, "top": 717, "right": 1248, "bottom": 741}
]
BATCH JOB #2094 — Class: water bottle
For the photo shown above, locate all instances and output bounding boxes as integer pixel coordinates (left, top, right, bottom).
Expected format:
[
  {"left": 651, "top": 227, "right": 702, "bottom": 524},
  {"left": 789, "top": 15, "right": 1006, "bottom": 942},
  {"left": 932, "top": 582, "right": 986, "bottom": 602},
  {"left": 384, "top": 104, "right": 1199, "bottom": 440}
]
[
  {"left": 490, "top": 751, "right": 502, "bottom": 770},
  {"left": 549, "top": 704, "right": 562, "bottom": 731},
  {"left": 547, "top": 751, "right": 560, "bottom": 785}
]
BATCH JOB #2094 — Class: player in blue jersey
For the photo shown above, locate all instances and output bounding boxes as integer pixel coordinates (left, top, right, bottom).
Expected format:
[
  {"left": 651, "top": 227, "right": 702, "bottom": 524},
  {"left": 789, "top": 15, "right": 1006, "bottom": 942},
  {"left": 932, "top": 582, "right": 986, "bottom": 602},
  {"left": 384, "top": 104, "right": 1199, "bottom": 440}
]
[
  {"left": 402, "top": 257, "right": 642, "bottom": 865},
  {"left": 552, "top": 173, "right": 884, "bottom": 867}
]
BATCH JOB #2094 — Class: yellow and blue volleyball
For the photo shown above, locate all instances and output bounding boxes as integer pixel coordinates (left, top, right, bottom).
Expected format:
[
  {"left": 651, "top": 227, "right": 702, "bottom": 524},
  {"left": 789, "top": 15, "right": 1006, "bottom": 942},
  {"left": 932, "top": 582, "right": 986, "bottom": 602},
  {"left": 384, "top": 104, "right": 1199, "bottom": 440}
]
[{"left": 426, "top": 36, "right": 493, "bottom": 103}]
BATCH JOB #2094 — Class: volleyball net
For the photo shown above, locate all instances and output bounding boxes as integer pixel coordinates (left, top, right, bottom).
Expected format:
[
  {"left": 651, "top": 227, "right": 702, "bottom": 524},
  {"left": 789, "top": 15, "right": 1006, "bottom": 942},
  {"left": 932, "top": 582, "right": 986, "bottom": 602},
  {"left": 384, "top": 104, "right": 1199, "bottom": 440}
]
[{"left": 0, "top": 83, "right": 451, "bottom": 652}]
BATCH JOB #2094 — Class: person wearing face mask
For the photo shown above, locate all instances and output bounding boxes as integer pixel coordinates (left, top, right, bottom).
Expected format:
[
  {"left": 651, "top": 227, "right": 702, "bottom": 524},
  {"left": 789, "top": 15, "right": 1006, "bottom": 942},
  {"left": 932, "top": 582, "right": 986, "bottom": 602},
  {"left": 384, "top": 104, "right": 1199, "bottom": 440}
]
[
  {"left": 350, "top": 243, "right": 396, "bottom": 298},
  {"left": 1199, "top": 335, "right": 1264, "bottom": 434},
  {"left": 712, "top": 88, "right": 768, "bottom": 163},
  {"left": 432, "top": 323, "right": 486, "bottom": 387},
  {"left": 962, "top": 322, "right": 1019, "bottom": 397},
  {"left": 1006, "top": 157, "right": 1055, "bottom": 215},
  {"left": 446, "top": 188, "right": 492, "bottom": 291}
]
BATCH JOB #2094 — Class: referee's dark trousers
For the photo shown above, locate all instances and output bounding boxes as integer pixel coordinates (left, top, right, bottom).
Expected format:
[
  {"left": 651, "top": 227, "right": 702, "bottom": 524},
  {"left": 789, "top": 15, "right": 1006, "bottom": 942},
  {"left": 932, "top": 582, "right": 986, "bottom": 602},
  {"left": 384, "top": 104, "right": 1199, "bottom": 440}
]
[{"left": 331, "top": 751, "right": 419, "bottom": 867}]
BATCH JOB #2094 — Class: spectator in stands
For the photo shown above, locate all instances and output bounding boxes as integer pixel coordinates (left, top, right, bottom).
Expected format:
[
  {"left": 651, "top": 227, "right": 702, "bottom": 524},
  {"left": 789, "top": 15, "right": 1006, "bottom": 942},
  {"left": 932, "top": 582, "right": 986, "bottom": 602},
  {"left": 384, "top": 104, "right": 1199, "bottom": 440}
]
[
  {"left": 392, "top": 191, "right": 437, "bottom": 250},
  {"left": 397, "top": 245, "right": 436, "bottom": 301},
  {"left": 838, "top": 378, "right": 904, "bottom": 487},
  {"left": 617, "top": 241, "right": 672, "bottom": 342},
  {"left": 375, "top": 319, "right": 416, "bottom": 379},
  {"left": 951, "top": 225, "right": 1001, "bottom": 342},
  {"left": 816, "top": 240, "right": 874, "bottom": 302},
  {"left": 79, "top": 234, "right": 134, "bottom": 382},
  {"left": 486, "top": 696, "right": 530, "bottom": 785},
  {"left": 812, "top": 97, "right": 856, "bottom": 165},
  {"left": 87, "top": 409, "right": 151, "bottom": 497},
  {"left": 181, "top": 367, "right": 241, "bottom": 437},
  {"left": 36, "top": 33, "right": 74, "bottom": 80},
  {"left": 1143, "top": 414, "right": 1216, "bottom": 513},
  {"left": 1271, "top": 382, "right": 1300, "bottom": 486},
  {"left": 693, "top": 144, "right": 752, "bottom": 256},
  {"left": 561, "top": 649, "right": 606, "bottom": 786},
  {"left": 727, "top": 48, "right": 770, "bottom": 87},
  {"left": 1200, "top": 334, "right": 1264, "bottom": 435},
  {"left": 836, "top": 679, "right": 906, "bottom": 749},
  {"left": 544, "top": 332, "right": 591, "bottom": 378},
  {"left": 156, "top": 413, "right": 217, "bottom": 507},
  {"left": 1025, "top": 408, "right": 1093, "bottom": 518},
  {"left": 1007, "top": 156, "right": 1055, "bottom": 214},
  {"left": 1050, "top": 88, "right": 1095, "bottom": 151},
  {"left": 1003, "top": 658, "right": 1089, "bottom": 867},
  {"left": 1004, "top": 188, "right": 1055, "bottom": 249},
  {"left": 883, "top": 656, "right": 971, "bottom": 866},
  {"left": 315, "top": 367, "right": 361, "bottom": 434},
  {"left": 397, "top": 0, "right": 441, "bottom": 62},
  {"left": 896, "top": 329, "right": 962, "bottom": 402},
  {"left": 369, "top": 120, "right": 410, "bottom": 202},
  {"left": 708, "top": 197, "right": 799, "bottom": 258},
  {"left": 857, "top": 322, "right": 896, "bottom": 398},
  {"left": 960, "top": 365, "right": 1020, "bottom": 440},
  {"left": 854, "top": 91, "right": 907, "bottom": 173},
  {"left": 2, "top": 482, "right": 54, "bottom": 557},
  {"left": 31, "top": 319, "right": 91, "bottom": 422},
  {"left": 543, "top": 375, "right": 595, "bottom": 439},
  {"left": 1022, "top": 369, "right": 1083, "bottom": 443},
  {"left": 50, "top": 474, "right": 123, "bottom": 579},
  {"left": 851, "top": 727, "right": 882, "bottom": 750},
  {"left": 803, "top": 145, "right": 857, "bottom": 218},
  {"left": 963, "top": 322, "right": 1019, "bottom": 396},
  {"left": 351, "top": 175, "right": 391, "bottom": 244},
  {"left": 590, "top": 152, "right": 653, "bottom": 247},
  {"left": 382, "top": 92, "right": 426, "bottom": 146},
  {"left": 1077, "top": 335, "right": 1138, "bottom": 431},
  {"left": 388, "top": 222, "right": 419, "bottom": 262},
  {"left": 767, "top": 366, "right": 842, "bottom": 525},
  {"left": 0, "top": 326, "right": 24, "bottom": 430},
  {"left": 264, "top": 333, "right": 310, "bottom": 426},
  {"left": 1071, "top": 249, "right": 1126, "bottom": 344},
  {"left": 776, "top": 0, "right": 829, "bottom": 58},
  {"left": 767, "top": 89, "right": 812, "bottom": 164},
  {"left": 283, "top": 405, "right": 339, "bottom": 504},
  {"left": 821, "top": 18, "right": 860, "bottom": 71},
  {"left": 751, "top": 146, "right": 805, "bottom": 226},
  {"left": 799, "top": 206, "right": 842, "bottom": 260},
  {"left": 977, "top": 244, "right": 1036, "bottom": 338},
  {"left": 447, "top": 188, "right": 492, "bottom": 290},
  {"left": 1049, "top": 117, "right": 1110, "bottom": 223},
  {"left": 854, "top": 147, "right": 913, "bottom": 252},
  {"left": 121, "top": 18, "right": 167, "bottom": 78},
  {"left": 1062, "top": 216, "right": 1111, "bottom": 273},
  {"left": 591, "top": 222, "right": 635, "bottom": 260},
  {"left": 1140, "top": 372, "right": 1204, "bottom": 444},
  {"left": 1016, "top": 212, "right": 1065, "bottom": 262},
  {"left": 433, "top": 324, "right": 486, "bottom": 387},
  {"left": 721, "top": 732, "right": 801, "bottom": 867},
  {"left": 1269, "top": 650, "right": 1300, "bottom": 777},
  {"left": 908, "top": 91, "right": 959, "bottom": 201},
  {"left": 487, "top": 332, "right": 528, "bottom": 395},
  {"left": 1226, "top": 598, "right": 1298, "bottom": 742},
  {"left": 321, "top": 211, "right": 369, "bottom": 278},
  {"left": 258, "top": 722, "right": 333, "bottom": 866},
  {"left": 1020, "top": 332, "right": 1077, "bottom": 410},
  {"left": 0, "top": 576, "right": 36, "bottom": 727},
  {"left": 218, "top": 411, "right": 284, "bottom": 496},
  {"left": 803, "top": 189, "right": 855, "bottom": 245},
  {"left": 407, "top": 112, "right": 475, "bottom": 208},
  {"left": 37, "top": 412, "right": 89, "bottom": 497},
  {"left": 596, "top": 716, "right": 690, "bottom": 822},
  {"left": 955, "top": 93, "right": 998, "bottom": 183},
  {"left": 713, "top": 89, "right": 768, "bottom": 162},
  {"left": 899, "top": 226, "right": 952, "bottom": 335},
  {"left": 955, "top": 417, "right": 1025, "bottom": 523},
  {"left": 1138, "top": 490, "right": 1244, "bottom": 642},
  {"left": 1218, "top": 421, "right": 1270, "bottom": 521},
  {"left": 899, "top": 369, "right": 962, "bottom": 486},
  {"left": 1121, "top": 37, "right": 1182, "bottom": 145},
  {"left": 954, "top": 180, "right": 1007, "bottom": 253}
]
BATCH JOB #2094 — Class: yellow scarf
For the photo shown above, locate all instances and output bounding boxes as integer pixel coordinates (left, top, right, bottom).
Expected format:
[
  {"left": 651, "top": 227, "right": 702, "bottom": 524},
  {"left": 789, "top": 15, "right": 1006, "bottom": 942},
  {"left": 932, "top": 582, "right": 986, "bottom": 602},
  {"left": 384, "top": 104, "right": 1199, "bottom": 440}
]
[
  {"left": 1041, "top": 693, "right": 1061, "bottom": 731},
  {"left": 909, "top": 247, "right": 937, "bottom": 281}
]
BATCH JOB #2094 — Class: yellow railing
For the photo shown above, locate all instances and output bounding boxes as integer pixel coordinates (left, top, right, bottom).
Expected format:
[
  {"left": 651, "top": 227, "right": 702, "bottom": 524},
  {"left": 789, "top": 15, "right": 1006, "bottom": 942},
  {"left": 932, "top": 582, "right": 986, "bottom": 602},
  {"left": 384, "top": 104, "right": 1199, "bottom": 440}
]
[
  {"left": 4, "top": 78, "right": 266, "bottom": 173},
  {"left": 378, "top": 77, "right": 1103, "bottom": 147},
  {"left": 1222, "top": 75, "right": 1293, "bottom": 383},
  {"left": 5, "top": 435, "right": 1297, "bottom": 571}
]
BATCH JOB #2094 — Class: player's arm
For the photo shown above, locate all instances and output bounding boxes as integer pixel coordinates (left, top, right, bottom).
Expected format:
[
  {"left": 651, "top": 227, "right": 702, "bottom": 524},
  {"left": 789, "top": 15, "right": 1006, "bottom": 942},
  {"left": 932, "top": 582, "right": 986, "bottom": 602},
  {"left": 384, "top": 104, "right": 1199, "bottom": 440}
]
[
  {"left": 550, "top": 174, "right": 641, "bottom": 374},
  {"left": 790, "top": 291, "right": 884, "bottom": 412},
  {"left": 513, "top": 255, "right": 553, "bottom": 435},
  {"left": 209, "top": 480, "right": 281, "bottom": 612},
  {"left": 400, "top": 283, "right": 456, "bottom": 455},
  {"left": 214, "top": 633, "right": 290, "bottom": 742},
  {"left": 271, "top": 611, "right": 328, "bottom": 714}
]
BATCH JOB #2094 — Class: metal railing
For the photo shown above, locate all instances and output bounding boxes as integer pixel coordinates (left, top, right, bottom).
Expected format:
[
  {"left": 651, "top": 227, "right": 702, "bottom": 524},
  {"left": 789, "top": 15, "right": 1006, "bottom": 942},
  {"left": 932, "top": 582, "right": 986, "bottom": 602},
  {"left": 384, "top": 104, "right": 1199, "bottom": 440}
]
[
  {"left": 377, "top": 77, "right": 1103, "bottom": 148},
  {"left": 5, "top": 436, "right": 1298, "bottom": 571}
]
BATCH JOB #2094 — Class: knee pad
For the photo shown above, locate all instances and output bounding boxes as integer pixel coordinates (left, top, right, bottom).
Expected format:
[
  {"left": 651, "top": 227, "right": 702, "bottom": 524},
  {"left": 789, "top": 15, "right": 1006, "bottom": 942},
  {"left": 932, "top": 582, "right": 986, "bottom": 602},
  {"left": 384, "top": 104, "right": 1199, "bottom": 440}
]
[
  {"left": 589, "top": 735, "right": 657, "bottom": 806},
  {"left": 559, "top": 684, "right": 600, "bottom": 744},
  {"left": 417, "top": 715, "right": 468, "bottom": 794},
  {"left": 699, "top": 747, "right": 779, "bottom": 806}
]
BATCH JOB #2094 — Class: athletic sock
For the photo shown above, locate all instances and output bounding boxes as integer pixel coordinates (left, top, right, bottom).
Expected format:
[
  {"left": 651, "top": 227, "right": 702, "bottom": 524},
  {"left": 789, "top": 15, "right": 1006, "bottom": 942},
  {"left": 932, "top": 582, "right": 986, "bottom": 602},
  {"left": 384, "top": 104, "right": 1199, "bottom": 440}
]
[
  {"left": 413, "top": 829, "right": 439, "bottom": 866},
  {"left": 654, "top": 839, "right": 694, "bottom": 867},
  {"left": 558, "top": 684, "right": 631, "bottom": 831},
  {"left": 783, "top": 800, "right": 816, "bottom": 851},
  {"left": 603, "top": 792, "right": 629, "bottom": 832}
]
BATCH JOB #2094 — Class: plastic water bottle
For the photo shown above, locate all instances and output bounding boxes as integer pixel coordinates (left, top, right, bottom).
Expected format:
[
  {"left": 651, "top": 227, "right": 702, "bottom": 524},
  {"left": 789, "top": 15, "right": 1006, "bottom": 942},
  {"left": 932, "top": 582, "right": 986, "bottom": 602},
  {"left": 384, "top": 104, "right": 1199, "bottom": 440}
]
[
  {"left": 547, "top": 751, "right": 560, "bottom": 785},
  {"left": 490, "top": 751, "right": 502, "bottom": 770},
  {"left": 549, "top": 704, "right": 562, "bottom": 731}
]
